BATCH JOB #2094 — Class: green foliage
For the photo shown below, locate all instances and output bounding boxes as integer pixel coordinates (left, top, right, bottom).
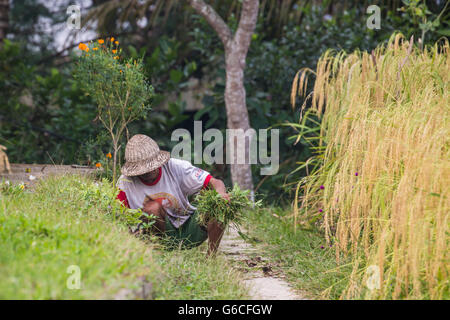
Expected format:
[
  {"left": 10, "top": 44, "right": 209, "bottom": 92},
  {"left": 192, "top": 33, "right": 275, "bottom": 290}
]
[
  {"left": 61, "top": 175, "right": 159, "bottom": 235},
  {"left": 0, "top": 39, "right": 99, "bottom": 164},
  {"left": 127, "top": 36, "right": 198, "bottom": 149},
  {"left": 186, "top": 5, "right": 396, "bottom": 201},
  {"left": 77, "top": 132, "right": 113, "bottom": 168},
  {"left": 397, "top": 0, "right": 450, "bottom": 48},
  {"left": 194, "top": 185, "right": 261, "bottom": 228}
]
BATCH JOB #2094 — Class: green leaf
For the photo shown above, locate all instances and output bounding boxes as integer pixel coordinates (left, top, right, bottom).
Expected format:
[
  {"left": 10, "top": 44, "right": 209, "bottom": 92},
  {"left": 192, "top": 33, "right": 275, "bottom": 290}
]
[
  {"left": 436, "top": 29, "right": 450, "bottom": 36},
  {"left": 169, "top": 69, "right": 183, "bottom": 84}
]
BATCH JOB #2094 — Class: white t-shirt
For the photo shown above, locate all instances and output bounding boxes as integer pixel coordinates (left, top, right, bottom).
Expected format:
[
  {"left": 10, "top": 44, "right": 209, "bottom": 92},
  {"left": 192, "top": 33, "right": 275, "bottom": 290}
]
[{"left": 117, "top": 158, "right": 211, "bottom": 228}]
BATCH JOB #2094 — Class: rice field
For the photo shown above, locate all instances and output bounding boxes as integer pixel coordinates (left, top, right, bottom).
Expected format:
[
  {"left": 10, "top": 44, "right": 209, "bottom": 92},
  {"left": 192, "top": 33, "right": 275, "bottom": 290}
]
[{"left": 291, "top": 34, "right": 449, "bottom": 299}]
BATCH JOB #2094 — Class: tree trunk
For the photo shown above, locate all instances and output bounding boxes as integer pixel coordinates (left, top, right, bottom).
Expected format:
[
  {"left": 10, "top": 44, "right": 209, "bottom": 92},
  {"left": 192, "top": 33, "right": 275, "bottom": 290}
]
[
  {"left": 0, "top": 0, "right": 9, "bottom": 44},
  {"left": 187, "top": 0, "right": 259, "bottom": 193},
  {"left": 225, "top": 47, "right": 254, "bottom": 193}
]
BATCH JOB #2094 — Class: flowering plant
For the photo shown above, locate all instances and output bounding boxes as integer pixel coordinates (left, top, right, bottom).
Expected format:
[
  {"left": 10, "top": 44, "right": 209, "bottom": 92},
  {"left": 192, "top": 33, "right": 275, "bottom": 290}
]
[
  {"left": 74, "top": 37, "right": 153, "bottom": 183},
  {"left": 0, "top": 180, "right": 25, "bottom": 197}
]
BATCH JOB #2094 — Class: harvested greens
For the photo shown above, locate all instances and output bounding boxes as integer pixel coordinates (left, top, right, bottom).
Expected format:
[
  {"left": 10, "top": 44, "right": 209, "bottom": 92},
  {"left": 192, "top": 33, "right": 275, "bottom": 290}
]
[{"left": 194, "top": 185, "right": 260, "bottom": 228}]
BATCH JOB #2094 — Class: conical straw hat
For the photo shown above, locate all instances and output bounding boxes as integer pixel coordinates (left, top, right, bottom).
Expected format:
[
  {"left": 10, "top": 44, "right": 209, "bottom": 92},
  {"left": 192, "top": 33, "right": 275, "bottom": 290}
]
[{"left": 121, "top": 134, "right": 170, "bottom": 176}]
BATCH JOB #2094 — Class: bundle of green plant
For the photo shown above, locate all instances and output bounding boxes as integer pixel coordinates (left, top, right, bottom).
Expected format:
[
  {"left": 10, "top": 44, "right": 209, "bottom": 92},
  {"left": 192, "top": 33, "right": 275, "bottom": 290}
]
[
  {"left": 291, "top": 34, "right": 449, "bottom": 299},
  {"left": 74, "top": 38, "right": 154, "bottom": 183},
  {"left": 194, "top": 185, "right": 260, "bottom": 228}
]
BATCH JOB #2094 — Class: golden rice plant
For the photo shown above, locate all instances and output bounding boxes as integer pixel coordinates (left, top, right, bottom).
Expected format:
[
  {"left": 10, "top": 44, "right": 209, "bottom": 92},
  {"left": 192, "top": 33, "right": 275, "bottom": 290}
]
[{"left": 291, "top": 33, "right": 449, "bottom": 299}]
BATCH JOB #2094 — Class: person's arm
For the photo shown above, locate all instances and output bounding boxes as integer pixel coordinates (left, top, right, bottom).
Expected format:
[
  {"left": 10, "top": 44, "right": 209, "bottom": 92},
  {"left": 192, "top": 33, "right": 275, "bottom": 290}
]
[
  {"left": 206, "top": 177, "right": 230, "bottom": 202},
  {"left": 116, "top": 190, "right": 130, "bottom": 208}
]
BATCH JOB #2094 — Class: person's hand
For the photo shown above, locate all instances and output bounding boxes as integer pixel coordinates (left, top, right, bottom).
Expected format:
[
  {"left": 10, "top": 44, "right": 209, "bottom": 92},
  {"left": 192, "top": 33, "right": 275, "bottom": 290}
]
[
  {"left": 219, "top": 192, "right": 230, "bottom": 202},
  {"left": 208, "top": 177, "right": 230, "bottom": 202},
  {"left": 142, "top": 199, "right": 153, "bottom": 212}
]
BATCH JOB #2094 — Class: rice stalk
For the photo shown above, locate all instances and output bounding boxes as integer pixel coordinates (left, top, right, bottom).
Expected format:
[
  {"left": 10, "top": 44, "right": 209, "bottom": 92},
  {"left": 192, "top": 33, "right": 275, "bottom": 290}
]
[{"left": 292, "top": 33, "right": 449, "bottom": 299}]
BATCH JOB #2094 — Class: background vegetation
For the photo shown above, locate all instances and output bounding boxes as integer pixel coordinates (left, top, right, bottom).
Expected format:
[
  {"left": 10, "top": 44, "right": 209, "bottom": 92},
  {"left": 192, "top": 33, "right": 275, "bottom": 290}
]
[{"left": 1, "top": 0, "right": 448, "bottom": 203}]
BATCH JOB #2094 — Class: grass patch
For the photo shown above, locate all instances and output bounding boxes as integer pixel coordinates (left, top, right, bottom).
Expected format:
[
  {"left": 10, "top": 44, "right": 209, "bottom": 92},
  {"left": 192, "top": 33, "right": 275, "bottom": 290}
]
[
  {"left": 0, "top": 175, "right": 248, "bottom": 299},
  {"left": 243, "top": 207, "right": 352, "bottom": 299},
  {"left": 156, "top": 245, "right": 247, "bottom": 299}
]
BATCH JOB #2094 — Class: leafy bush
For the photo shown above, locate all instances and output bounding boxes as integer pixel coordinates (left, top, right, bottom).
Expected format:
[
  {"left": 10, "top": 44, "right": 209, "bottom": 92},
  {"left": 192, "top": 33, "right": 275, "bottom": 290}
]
[{"left": 56, "top": 175, "right": 155, "bottom": 233}]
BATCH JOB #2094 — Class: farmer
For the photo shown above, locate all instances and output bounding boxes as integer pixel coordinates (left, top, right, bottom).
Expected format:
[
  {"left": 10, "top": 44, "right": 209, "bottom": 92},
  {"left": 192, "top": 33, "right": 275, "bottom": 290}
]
[{"left": 116, "top": 134, "right": 228, "bottom": 256}]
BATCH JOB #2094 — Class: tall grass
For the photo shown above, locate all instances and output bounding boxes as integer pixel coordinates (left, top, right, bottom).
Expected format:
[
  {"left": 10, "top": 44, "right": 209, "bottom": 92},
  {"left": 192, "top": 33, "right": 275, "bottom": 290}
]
[{"left": 291, "top": 34, "right": 449, "bottom": 299}]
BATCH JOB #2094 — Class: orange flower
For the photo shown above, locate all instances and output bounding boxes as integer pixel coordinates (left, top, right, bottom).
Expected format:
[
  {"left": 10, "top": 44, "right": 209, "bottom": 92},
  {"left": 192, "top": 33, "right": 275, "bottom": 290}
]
[
  {"left": 115, "top": 40, "right": 119, "bottom": 45},
  {"left": 98, "top": 39, "right": 104, "bottom": 44},
  {"left": 85, "top": 47, "right": 89, "bottom": 52},
  {"left": 95, "top": 163, "right": 102, "bottom": 168},
  {"left": 119, "top": 70, "right": 123, "bottom": 73},
  {"left": 106, "top": 153, "right": 112, "bottom": 159},
  {"left": 93, "top": 47, "right": 98, "bottom": 51},
  {"left": 113, "top": 56, "right": 119, "bottom": 60},
  {"left": 112, "top": 49, "right": 117, "bottom": 54},
  {"left": 110, "top": 37, "right": 115, "bottom": 42},
  {"left": 78, "top": 43, "right": 88, "bottom": 51}
]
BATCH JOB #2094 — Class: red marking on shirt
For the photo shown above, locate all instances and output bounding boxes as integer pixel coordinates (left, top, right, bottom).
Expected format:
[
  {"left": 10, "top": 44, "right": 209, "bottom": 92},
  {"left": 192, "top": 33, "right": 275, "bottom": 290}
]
[
  {"left": 116, "top": 190, "right": 130, "bottom": 208},
  {"left": 202, "top": 174, "right": 212, "bottom": 189},
  {"left": 139, "top": 167, "right": 162, "bottom": 186}
]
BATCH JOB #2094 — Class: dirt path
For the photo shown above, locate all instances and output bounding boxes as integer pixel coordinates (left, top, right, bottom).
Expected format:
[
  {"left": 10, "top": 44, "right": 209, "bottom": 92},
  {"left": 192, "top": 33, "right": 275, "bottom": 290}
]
[
  {"left": 0, "top": 163, "right": 99, "bottom": 186},
  {"left": 219, "top": 225, "right": 306, "bottom": 300}
]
